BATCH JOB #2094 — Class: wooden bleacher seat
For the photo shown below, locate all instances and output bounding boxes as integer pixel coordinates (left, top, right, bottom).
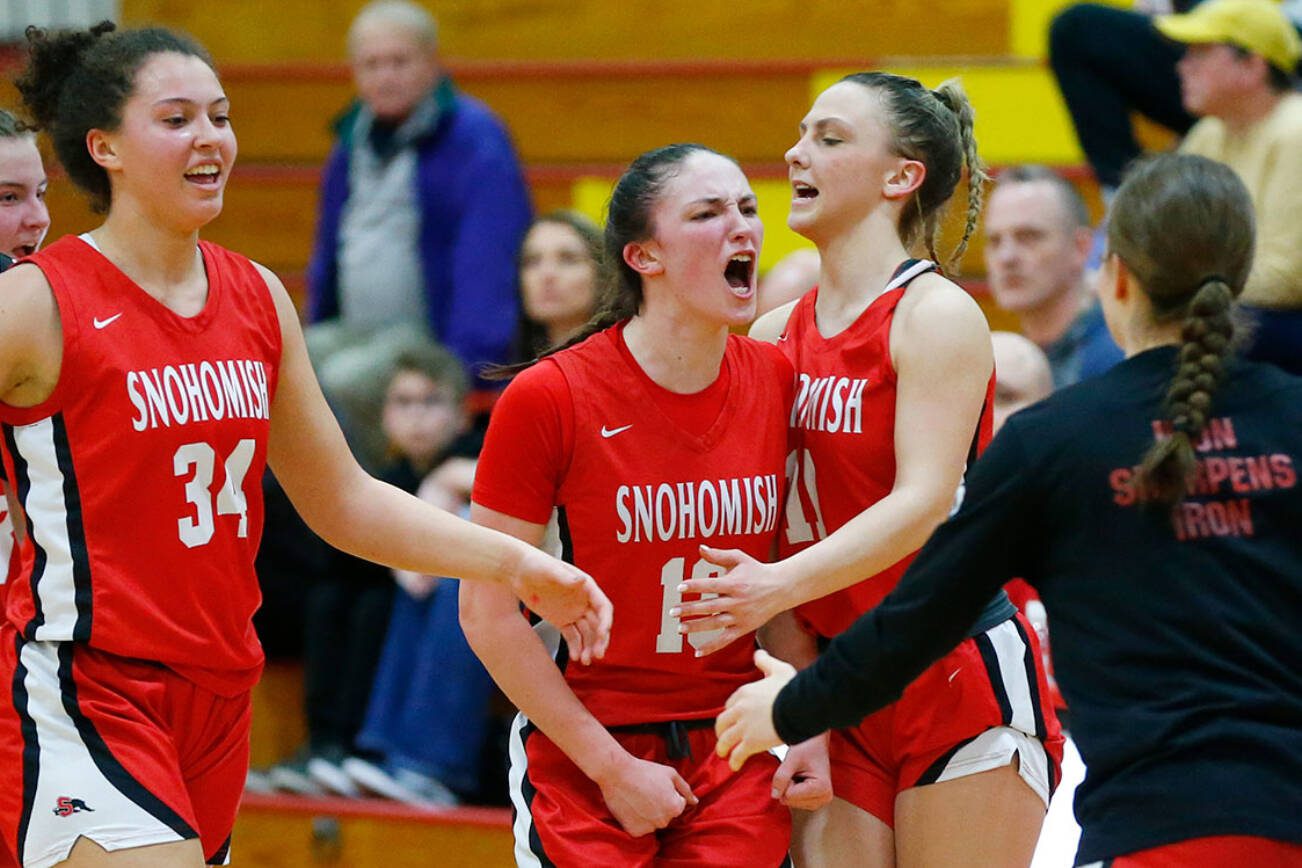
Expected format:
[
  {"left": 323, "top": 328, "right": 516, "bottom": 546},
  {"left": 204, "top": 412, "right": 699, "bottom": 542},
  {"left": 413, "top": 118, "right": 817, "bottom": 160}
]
[{"left": 235, "top": 794, "right": 513, "bottom": 867}]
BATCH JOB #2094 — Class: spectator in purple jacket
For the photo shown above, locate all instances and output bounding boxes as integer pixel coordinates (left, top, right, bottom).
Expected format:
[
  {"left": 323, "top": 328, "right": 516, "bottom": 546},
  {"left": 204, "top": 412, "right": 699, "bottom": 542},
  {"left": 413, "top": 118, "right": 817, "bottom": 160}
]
[{"left": 305, "top": 0, "right": 531, "bottom": 469}]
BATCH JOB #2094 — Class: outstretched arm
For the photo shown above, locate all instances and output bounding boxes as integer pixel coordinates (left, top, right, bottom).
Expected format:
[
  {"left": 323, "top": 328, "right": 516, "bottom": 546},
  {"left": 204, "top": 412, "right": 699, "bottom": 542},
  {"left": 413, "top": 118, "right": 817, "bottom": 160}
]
[
  {"left": 718, "top": 424, "right": 1038, "bottom": 767},
  {"left": 259, "top": 263, "right": 610, "bottom": 645}
]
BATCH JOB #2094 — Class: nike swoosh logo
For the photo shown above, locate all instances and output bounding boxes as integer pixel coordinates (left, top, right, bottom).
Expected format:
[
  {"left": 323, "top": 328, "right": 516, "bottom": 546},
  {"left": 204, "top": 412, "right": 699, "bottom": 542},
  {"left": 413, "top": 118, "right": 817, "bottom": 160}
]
[
  {"left": 777, "top": 333, "right": 789, "bottom": 342},
  {"left": 601, "top": 424, "right": 633, "bottom": 439},
  {"left": 92, "top": 313, "right": 123, "bottom": 329}
]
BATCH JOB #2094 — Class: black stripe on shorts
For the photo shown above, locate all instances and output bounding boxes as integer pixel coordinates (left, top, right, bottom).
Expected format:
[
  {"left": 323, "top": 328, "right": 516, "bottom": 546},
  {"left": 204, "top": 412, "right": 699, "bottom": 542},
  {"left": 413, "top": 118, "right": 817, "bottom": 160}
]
[
  {"left": 517, "top": 720, "right": 557, "bottom": 868},
  {"left": 11, "top": 633, "right": 39, "bottom": 866},
  {"left": 56, "top": 643, "right": 197, "bottom": 841},
  {"left": 1009, "top": 618, "right": 1047, "bottom": 740},
  {"left": 914, "top": 733, "right": 981, "bottom": 787},
  {"left": 207, "top": 833, "right": 232, "bottom": 865},
  {"left": 974, "top": 631, "right": 1013, "bottom": 727}
]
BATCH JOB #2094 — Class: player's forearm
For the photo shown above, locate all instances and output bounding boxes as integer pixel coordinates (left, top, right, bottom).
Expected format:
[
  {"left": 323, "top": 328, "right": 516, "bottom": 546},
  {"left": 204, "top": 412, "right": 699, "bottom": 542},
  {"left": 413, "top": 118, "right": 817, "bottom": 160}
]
[
  {"left": 781, "top": 484, "right": 952, "bottom": 607},
  {"left": 310, "top": 473, "right": 530, "bottom": 587},
  {"left": 459, "top": 586, "right": 630, "bottom": 785}
]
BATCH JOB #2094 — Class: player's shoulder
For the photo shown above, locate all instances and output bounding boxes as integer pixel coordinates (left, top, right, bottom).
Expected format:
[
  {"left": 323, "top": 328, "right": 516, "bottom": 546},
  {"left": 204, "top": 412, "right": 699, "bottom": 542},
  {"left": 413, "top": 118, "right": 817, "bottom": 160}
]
[
  {"left": 728, "top": 331, "right": 794, "bottom": 378},
  {"left": 893, "top": 271, "right": 988, "bottom": 354},
  {"left": 749, "top": 298, "right": 801, "bottom": 344},
  {"left": 503, "top": 353, "right": 568, "bottom": 396}
]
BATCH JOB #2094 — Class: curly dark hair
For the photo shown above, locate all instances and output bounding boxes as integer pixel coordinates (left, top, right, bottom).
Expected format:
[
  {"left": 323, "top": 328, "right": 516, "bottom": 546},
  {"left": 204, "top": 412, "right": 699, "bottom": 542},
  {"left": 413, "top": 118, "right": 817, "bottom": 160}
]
[{"left": 15, "top": 20, "right": 213, "bottom": 213}]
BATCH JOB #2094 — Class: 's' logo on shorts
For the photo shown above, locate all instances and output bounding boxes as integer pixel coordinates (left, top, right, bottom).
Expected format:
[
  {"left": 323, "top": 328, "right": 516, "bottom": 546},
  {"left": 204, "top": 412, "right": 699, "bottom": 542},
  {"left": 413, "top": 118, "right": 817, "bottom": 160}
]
[{"left": 52, "top": 797, "right": 94, "bottom": 817}]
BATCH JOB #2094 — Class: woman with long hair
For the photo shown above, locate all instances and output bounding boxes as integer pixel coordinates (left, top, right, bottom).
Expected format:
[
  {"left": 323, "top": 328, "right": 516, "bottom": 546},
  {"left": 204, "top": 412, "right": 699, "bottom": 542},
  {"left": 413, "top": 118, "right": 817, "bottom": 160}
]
[
  {"left": 717, "top": 152, "right": 1302, "bottom": 868},
  {"left": 677, "top": 73, "right": 1063, "bottom": 866}
]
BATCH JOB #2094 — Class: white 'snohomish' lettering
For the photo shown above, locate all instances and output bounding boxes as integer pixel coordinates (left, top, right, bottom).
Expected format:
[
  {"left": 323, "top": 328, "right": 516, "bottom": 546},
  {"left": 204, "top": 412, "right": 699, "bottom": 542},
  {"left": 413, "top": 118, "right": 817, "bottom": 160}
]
[
  {"left": 615, "top": 474, "right": 780, "bottom": 543},
  {"left": 127, "top": 359, "right": 270, "bottom": 432},
  {"left": 791, "top": 373, "right": 869, "bottom": 434}
]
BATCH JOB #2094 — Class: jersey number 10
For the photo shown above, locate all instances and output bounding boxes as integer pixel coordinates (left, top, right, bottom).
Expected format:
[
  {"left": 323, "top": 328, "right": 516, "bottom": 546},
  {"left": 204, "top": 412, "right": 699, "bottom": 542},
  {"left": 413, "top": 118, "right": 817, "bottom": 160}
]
[
  {"left": 173, "top": 439, "right": 255, "bottom": 548},
  {"left": 656, "top": 556, "right": 724, "bottom": 654}
]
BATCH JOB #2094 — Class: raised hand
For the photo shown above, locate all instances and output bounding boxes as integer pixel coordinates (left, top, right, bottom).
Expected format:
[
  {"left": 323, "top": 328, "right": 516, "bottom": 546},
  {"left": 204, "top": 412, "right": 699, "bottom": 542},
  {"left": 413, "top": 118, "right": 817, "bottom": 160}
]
[
  {"left": 673, "top": 546, "right": 793, "bottom": 656},
  {"left": 716, "top": 650, "right": 795, "bottom": 771},
  {"left": 596, "top": 754, "right": 699, "bottom": 837}
]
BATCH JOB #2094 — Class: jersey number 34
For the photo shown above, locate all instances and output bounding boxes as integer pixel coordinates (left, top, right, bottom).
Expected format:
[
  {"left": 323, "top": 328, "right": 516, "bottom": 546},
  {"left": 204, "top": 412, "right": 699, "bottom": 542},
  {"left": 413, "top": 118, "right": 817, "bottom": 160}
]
[{"left": 173, "top": 439, "right": 255, "bottom": 548}]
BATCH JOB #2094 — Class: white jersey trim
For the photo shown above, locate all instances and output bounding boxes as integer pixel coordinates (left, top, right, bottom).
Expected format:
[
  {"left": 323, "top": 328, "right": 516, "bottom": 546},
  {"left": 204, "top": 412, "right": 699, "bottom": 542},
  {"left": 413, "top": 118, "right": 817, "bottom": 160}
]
[{"left": 11, "top": 418, "right": 84, "bottom": 640}]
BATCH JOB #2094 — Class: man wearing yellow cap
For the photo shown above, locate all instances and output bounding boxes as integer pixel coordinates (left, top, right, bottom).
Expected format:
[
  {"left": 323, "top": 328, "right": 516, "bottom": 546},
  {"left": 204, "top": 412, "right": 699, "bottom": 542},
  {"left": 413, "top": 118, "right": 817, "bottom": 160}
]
[{"left": 1158, "top": 0, "right": 1302, "bottom": 374}]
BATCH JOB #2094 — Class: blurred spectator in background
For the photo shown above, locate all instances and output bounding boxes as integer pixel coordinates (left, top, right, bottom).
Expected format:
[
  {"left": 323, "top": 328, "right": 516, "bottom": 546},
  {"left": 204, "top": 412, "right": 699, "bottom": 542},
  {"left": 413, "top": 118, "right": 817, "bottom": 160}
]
[
  {"left": 258, "top": 343, "right": 473, "bottom": 798},
  {"left": 756, "top": 247, "right": 819, "bottom": 318},
  {"left": 991, "top": 331, "right": 1055, "bottom": 432},
  {"left": 1159, "top": 0, "right": 1302, "bottom": 374},
  {"left": 513, "top": 211, "right": 603, "bottom": 360},
  {"left": 984, "top": 166, "right": 1122, "bottom": 387},
  {"left": 1051, "top": 0, "right": 1301, "bottom": 201},
  {"left": 1049, "top": 0, "right": 1199, "bottom": 199},
  {"left": 305, "top": 0, "right": 530, "bottom": 470}
]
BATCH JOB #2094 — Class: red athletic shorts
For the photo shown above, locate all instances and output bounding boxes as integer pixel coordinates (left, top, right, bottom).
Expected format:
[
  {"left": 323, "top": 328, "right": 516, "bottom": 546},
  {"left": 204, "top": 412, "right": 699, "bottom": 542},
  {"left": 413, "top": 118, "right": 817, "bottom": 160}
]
[
  {"left": 0, "top": 624, "right": 249, "bottom": 867},
  {"left": 828, "top": 614, "right": 1063, "bottom": 826},
  {"left": 1097, "top": 834, "right": 1302, "bottom": 867},
  {"left": 509, "top": 714, "right": 792, "bottom": 867}
]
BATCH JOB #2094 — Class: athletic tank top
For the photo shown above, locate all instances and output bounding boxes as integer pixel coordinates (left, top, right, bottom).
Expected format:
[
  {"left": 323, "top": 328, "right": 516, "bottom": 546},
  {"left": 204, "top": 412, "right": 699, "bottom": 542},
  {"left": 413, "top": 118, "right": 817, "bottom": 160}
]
[
  {"left": 0, "top": 236, "right": 282, "bottom": 695},
  {"left": 545, "top": 327, "right": 791, "bottom": 724},
  {"left": 778, "top": 260, "right": 995, "bottom": 637}
]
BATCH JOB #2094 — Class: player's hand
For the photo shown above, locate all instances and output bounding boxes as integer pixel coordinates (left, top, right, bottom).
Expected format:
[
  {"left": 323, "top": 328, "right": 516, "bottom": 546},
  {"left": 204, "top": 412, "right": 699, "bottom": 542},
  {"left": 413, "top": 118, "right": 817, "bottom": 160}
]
[
  {"left": 716, "top": 650, "right": 794, "bottom": 771},
  {"left": 674, "top": 546, "right": 792, "bottom": 656},
  {"left": 771, "top": 734, "right": 833, "bottom": 811},
  {"left": 596, "top": 755, "right": 698, "bottom": 837},
  {"left": 508, "top": 546, "right": 612, "bottom": 666}
]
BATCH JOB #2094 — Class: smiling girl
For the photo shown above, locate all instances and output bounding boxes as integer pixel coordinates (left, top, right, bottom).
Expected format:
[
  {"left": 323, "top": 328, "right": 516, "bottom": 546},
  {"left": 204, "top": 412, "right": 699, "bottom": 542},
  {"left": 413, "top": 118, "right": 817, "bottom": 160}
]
[{"left": 0, "top": 23, "right": 609, "bottom": 868}]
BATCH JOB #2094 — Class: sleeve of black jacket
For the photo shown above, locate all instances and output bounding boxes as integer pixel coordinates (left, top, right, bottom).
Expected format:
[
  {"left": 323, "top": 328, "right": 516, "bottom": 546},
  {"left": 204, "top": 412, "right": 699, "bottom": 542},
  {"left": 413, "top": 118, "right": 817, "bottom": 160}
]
[{"left": 773, "top": 422, "right": 1042, "bottom": 745}]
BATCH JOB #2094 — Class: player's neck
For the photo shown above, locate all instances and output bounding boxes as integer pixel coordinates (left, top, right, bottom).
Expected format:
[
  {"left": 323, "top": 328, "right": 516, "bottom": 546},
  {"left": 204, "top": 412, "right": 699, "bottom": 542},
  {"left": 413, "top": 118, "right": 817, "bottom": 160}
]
[
  {"left": 90, "top": 208, "right": 206, "bottom": 311},
  {"left": 623, "top": 313, "right": 728, "bottom": 395},
  {"left": 814, "top": 214, "right": 912, "bottom": 326}
]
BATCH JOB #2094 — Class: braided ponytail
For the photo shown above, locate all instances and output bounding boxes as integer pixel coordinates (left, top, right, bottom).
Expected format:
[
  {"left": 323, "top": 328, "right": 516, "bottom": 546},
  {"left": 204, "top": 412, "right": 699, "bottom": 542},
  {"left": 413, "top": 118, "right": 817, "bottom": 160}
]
[
  {"left": 933, "top": 80, "right": 989, "bottom": 269},
  {"left": 1107, "top": 153, "right": 1255, "bottom": 510},
  {"left": 1135, "top": 278, "right": 1236, "bottom": 505}
]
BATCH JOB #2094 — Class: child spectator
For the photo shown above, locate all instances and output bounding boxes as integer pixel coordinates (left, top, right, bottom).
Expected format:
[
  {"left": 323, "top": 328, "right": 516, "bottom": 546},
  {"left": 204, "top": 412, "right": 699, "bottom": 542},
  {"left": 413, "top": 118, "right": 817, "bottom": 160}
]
[{"left": 263, "top": 342, "right": 474, "bottom": 797}]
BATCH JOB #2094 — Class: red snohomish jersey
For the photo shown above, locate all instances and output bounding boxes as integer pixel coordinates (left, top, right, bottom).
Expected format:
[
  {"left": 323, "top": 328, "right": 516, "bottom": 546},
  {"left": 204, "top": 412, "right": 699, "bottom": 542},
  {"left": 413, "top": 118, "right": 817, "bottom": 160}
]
[
  {"left": 0, "top": 236, "right": 281, "bottom": 695},
  {"left": 778, "top": 260, "right": 994, "bottom": 638},
  {"left": 473, "top": 325, "right": 793, "bottom": 725}
]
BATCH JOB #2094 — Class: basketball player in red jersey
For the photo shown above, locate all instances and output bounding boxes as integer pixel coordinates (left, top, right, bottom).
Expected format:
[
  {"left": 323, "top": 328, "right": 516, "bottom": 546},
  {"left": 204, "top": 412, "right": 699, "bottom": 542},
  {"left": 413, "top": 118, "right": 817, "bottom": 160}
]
[
  {"left": 0, "top": 108, "right": 51, "bottom": 595},
  {"left": 676, "top": 74, "right": 1063, "bottom": 866},
  {"left": 0, "top": 23, "right": 608, "bottom": 868},
  {"left": 461, "top": 144, "right": 819, "bottom": 866}
]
